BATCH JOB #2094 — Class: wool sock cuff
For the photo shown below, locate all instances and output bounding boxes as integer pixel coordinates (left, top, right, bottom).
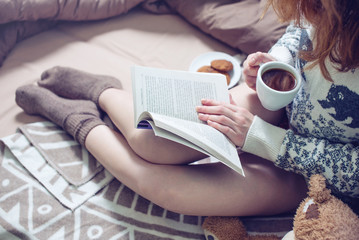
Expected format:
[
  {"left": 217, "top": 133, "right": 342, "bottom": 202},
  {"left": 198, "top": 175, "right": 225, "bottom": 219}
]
[{"left": 64, "top": 113, "right": 106, "bottom": 146}]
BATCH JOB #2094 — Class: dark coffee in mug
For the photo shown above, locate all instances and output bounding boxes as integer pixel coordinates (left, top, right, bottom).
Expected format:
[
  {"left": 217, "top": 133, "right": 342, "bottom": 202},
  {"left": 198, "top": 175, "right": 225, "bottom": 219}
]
[{"left": 262, "top": 68, "right": 297, "bottom": 91}]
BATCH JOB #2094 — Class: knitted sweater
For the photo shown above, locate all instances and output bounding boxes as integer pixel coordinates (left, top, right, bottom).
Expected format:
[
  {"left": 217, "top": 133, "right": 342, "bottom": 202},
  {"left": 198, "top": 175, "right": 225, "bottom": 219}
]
[{"left": 242, "top": 25, "right": 359, "bottom": 199}]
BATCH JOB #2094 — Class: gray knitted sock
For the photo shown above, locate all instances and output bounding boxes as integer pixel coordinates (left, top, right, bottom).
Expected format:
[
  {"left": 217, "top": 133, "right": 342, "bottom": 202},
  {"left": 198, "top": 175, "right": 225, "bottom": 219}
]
[
  {"left": 16, "top": 85, "right": 105, "bottom": 146},
  {"left": 38, "top": 66, "right": 122, "bottom": 106}
]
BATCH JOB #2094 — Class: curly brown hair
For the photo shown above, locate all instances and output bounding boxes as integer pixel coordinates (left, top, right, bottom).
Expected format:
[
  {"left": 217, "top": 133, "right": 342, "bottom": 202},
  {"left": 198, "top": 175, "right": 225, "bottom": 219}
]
[{"left": 266, "top": 0, "right": 359, "bottom": 81}]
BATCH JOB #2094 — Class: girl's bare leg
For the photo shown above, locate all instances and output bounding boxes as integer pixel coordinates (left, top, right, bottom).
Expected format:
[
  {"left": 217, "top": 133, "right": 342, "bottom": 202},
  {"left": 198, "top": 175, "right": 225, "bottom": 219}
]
[
  {"left": 86, "top": 82, "right": 307, "bottom": 216},
  {"left": 85, "top": 125, "right": 307, "bottom": 216},
  {"left": 98, "top": 82, "right": 285, "bottom": 165},
  {"left": 98, "top": 88, "right": 207, "bottom": 165},
  {"left": 18, "top": 68, "right": 305, "bottom": 216}
]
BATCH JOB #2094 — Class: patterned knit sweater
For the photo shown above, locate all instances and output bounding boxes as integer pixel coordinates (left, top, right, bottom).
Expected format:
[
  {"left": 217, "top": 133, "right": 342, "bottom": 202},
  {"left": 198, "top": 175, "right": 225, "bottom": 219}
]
[{"left": 242, "top": 25, "right": 359, "bottom": 199}]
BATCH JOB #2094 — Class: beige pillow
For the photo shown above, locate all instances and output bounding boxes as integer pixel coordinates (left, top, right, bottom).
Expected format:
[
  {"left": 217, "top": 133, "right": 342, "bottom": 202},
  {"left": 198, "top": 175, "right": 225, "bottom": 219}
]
[
  {"left": 166, "top": 0, "right": 287, "bottom": 54},
  {"left": 0, "top": 0, "right": 144, "bottom": 23},
  {"left": 0, "top": 0, "right": 145, "bottom": 66}
]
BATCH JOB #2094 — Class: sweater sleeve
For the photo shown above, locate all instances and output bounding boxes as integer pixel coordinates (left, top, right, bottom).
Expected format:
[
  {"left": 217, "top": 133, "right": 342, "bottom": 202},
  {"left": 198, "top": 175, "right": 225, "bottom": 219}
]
[
  {"left": 241, "top": 116, "right": 287, "bottom": 161},
  {"left": 268, "top": 24, "right": 304, "bottom": 66},
  {"left": 240, "top": 24, "right": 305, "bottom": 160},
  {"left": 243, "top": 24, "right": 359, "bottom": 197},
  {"left": 276, "top": 131, "right": 359, "bottom": 197},
  {"left": 242, "top": 116, "right": 359, "bottom": 197}
]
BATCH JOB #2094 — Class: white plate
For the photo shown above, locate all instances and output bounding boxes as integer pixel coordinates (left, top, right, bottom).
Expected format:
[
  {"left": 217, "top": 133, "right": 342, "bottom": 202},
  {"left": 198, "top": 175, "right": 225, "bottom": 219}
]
[{"left": 189, "top": 51, "right": 241, "bottom": 89}]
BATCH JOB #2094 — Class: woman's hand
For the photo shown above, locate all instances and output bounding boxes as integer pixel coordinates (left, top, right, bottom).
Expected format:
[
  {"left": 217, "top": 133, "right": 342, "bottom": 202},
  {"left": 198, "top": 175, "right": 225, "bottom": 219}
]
[
  {"left": 196, "top": 94, "right": 254, "bottom": 148},
  {"left": 242, "top": 52, "right": 276, "bottom": 91}
]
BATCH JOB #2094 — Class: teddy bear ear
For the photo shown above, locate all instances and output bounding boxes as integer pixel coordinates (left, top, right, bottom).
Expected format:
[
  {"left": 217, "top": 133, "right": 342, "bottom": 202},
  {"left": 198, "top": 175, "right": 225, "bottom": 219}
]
[{"left": 308, "top": 174, "right": 332, "bottom": 203}]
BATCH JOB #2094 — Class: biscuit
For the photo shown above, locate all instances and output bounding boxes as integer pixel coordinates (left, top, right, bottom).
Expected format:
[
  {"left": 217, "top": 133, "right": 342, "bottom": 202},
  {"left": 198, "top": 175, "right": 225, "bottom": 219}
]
[
  {"left": 197, "top": 65, "right": 231, "bottom": 85},
  {"left": 211, "top": 59, "right": 233, "bottom": 72},
  {"left": 222, "top": 71, "right": 231, "bottom": 85},
  {"left": 197, "top": 65, "right": 220, "bottom": 73}
]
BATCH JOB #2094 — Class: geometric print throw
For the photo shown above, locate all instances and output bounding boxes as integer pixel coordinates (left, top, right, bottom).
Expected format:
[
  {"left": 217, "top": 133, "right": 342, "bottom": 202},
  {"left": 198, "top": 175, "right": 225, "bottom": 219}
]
[
  {"left": 2, "top": 123, "right": 114, "bottom": 211},
  {"left": 0, "top": 122, "right": 205, "bottom": 239},
  {"left": 0, "top": 121, "right": 294, "bottom": 239}
]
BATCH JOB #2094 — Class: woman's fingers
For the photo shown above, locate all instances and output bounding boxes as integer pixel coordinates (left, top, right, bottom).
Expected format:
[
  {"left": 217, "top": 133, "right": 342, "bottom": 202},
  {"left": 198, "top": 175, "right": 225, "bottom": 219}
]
[
  {"left": 198, "top": 112, "right": 236, "bottom": 128},
  {"left": 207, "top": 119, "right": 238, "bottom": 139},
  {"left": 199, "top": 99, "right": 238, "bottom": 112},
  {"left": 248, "top": 52, "right": 277, "bottom": 66},
  {"left": 206, "top": 113, "right": 252, "bottom": 147},
  {"left": 242, "top": 52, "right": 277, "bottom": 90},
  {"left": 197, "top": 99, "right": 247, "bottom": 120},
  {"left": 196, "top": 99, "right": 254, "bottom": 147},
  {"left": 196, "top": 101, "right": 239, "bottom": 124}
]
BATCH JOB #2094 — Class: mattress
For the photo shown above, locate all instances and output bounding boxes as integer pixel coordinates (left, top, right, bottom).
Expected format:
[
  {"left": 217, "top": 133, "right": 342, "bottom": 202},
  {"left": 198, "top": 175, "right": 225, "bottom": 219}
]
[
  {"left": 0, "top": 6, "right": 294, "bottom": 240},
  {"left": 0, "top": 8, "right": 241, "bottom": 138}
]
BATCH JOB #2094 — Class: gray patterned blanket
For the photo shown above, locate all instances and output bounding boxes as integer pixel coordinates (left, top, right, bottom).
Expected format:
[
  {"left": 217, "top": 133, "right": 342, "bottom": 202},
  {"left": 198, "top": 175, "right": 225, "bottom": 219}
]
[
  {"left": 0, "top": 121, "right": 205, "bottom": 239},
  {"left": 0, "top": 121, "right": 293, "bottom": 239}
]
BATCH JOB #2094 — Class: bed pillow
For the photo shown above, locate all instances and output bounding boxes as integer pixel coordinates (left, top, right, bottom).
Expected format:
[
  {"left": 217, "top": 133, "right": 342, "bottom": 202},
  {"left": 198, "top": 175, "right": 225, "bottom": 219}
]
[
  {"left": 0, "top": 0, "right": 145, "bottom": 66},
  {"left": 0, "top": 21, "right": 56, "bottom": 66},
  {"left": 166, "top": 0, "right": 287, "bottom": 54},
  {"left": 0, "top": 0, "right": 144, "bottom": 23}
]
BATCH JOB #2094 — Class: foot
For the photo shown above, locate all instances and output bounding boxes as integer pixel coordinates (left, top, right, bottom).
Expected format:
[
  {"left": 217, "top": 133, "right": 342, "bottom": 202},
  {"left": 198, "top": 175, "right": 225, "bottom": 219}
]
[
  {"left": 38, "top": 66, "right": 122, "bottom": 106},
  {"left": 16, "top": 85, "right": 105, "bottom": 146}
]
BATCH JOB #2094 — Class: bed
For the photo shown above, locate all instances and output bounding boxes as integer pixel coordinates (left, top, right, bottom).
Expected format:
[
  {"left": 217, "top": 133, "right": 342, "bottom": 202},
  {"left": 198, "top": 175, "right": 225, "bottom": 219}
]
[{"left": 0, "top": 1, "right": 293, "bottom": 239}]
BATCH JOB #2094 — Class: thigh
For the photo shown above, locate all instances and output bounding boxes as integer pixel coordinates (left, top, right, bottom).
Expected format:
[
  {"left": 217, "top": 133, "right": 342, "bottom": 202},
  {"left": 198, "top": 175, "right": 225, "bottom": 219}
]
[
  {"left": 100, "top": 85, "right": 285, "bottom": 165},
  {"left": 169, "top": 153, "right": 308, "bottom": 216},
  {"left": 86, "top": 126, "right": 307, "bottom": 216},
  {"left": 100, "top": 88, "right": 207, "bottom": 164},
  {"left": 227, "top": 153, "right": 307, "bottom": 215},
  {"left": 129, "top": 128, "right": 208, "bottom": 164}
]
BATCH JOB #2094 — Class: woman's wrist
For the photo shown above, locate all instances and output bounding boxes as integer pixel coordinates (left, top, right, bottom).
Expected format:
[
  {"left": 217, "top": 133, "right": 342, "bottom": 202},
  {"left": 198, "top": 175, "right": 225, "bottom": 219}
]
[{"left": 241, "top": 116, "right": 287, "bottom": 162}]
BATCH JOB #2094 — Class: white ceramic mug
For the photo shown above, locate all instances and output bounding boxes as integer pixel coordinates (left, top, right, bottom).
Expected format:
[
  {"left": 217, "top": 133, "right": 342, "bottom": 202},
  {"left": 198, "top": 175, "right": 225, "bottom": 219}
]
[{"left": 256, "top": 61, "right": 302, "bottom": 111}]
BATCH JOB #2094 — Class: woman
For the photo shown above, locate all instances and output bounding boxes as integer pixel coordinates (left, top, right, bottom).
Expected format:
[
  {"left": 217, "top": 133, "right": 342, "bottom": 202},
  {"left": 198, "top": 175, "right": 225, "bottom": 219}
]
[
  {"left": 16, "top": 0, "right": 358, "bottom": 216},
  {"left": 238, "top": 0, "right": 359, "bottom": 210}
]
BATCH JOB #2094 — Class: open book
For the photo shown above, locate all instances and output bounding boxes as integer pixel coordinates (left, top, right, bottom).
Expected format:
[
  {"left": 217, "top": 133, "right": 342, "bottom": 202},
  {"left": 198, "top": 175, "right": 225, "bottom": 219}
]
[{"left": 132, "top": 66, "right": 244, "bottom": 176}]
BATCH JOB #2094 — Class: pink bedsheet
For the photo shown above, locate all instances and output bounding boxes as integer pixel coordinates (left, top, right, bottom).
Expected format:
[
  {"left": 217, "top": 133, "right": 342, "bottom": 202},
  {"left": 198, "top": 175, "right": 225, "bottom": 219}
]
[
  {"left": 0, "top": 7, "right": 294, "bottom": 239},
  {"left": 0, "top": 8, "right": 240, "bottom": 138}
]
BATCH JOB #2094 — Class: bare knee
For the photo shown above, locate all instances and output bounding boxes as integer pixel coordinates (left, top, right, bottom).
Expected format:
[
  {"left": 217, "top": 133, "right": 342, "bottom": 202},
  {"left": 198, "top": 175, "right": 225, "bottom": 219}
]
[
  {"left": 126, "top": 129, "right": 203, "bottom": 165},
  {"left": 126, "top": 130, "right": 177, "bottom": 164},
  {"left": 125, "top": 130, "right": 160, "bottom": 162}
]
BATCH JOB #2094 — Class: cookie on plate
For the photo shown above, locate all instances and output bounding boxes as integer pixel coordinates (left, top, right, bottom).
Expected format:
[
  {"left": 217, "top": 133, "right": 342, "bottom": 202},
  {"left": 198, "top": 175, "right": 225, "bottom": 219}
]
[
  {"left": 210, "top": 59, "right": 233, "bottom": 72},
  {"left": 197, "top": 65, "right": 231, "bottom": 85}
]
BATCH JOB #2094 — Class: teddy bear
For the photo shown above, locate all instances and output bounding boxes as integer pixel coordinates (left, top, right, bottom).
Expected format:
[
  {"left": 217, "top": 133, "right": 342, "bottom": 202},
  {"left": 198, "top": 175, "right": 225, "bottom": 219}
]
[
  {"left": 202, "top": 215, "right": 280, "bottom": 240},
  {"left": 202, "top": 174, "right": 359, "bottom": 240}
]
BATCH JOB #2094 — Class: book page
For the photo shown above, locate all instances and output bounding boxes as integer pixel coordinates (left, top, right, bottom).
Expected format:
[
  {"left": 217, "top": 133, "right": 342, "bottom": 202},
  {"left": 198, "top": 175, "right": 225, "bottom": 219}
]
[
  {"left": 132, "top": 66, "right": 229, "bottom": 125},
  {"left": 151, "top": 114, "right": 243, "bottom": 176},
  {"left": 139, "top": 111, "right": 243, "bottom": 176},
  {"left": 132, "top": 66, "right": 244, "bottom": 176},
  {"left": 146, "top": 119, "right": 211, "bottom": 155}
]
